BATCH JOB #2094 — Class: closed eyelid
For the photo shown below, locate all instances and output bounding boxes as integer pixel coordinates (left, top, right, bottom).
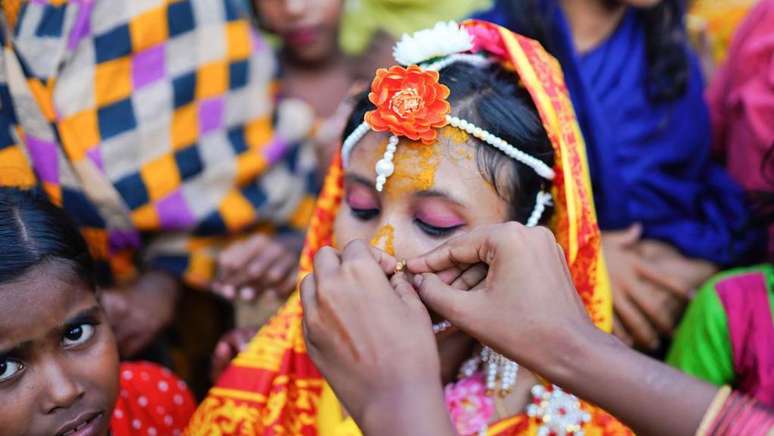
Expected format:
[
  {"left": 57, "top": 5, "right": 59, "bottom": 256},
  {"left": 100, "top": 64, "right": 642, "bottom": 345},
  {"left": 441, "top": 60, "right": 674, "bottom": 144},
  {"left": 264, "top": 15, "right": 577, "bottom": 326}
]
[
  {"left": 414, "top": 198, "right": 466, "bottom": 228},
  {"left": 345, "top": 180, "right": 379, "bottom": 209},
  {"left": 416, "top": 211, "right": 466, "bottom": 228}
]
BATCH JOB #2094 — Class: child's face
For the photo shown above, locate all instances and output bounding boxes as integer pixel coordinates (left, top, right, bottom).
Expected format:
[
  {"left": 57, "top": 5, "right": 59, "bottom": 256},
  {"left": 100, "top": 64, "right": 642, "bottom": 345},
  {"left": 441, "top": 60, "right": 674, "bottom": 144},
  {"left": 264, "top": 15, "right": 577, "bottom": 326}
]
[
  {"left": 0, "top": 262, "right": 119, "bottom": 436},
  {"left": 257, "top": 0, "right": 343, "bottom": 64},
  {"left": 334, "top": 127, "right": 510, "bottom": 260}
]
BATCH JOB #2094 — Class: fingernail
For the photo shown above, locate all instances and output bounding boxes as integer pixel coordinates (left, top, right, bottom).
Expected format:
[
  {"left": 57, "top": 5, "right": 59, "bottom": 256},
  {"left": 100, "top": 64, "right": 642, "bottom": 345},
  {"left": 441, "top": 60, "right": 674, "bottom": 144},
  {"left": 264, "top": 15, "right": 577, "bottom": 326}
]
[
  {"left": 413, "top": 274, "right": 424, "bottom": 288},
  {"left": 222, "top": 286, "right": 235, "bottom": 299},
  {"left": 240, "top": 287, "right": 256, "bottom": 301}
]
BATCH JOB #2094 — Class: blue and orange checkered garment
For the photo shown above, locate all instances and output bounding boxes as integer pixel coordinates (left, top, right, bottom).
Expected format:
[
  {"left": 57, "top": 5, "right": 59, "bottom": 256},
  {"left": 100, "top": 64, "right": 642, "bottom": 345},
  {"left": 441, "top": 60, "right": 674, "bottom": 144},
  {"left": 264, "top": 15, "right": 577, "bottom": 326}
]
[{"left": 0, "top": 0, "right": 319, "bottom": 288}]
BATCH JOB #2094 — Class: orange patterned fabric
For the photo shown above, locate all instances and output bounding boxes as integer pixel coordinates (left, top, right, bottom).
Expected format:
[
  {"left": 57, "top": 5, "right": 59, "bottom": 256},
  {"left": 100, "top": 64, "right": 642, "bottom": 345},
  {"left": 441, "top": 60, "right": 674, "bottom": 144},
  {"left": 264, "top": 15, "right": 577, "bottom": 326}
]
[{"left": 186, "top": 21, "right": 619, "bottom": 435}]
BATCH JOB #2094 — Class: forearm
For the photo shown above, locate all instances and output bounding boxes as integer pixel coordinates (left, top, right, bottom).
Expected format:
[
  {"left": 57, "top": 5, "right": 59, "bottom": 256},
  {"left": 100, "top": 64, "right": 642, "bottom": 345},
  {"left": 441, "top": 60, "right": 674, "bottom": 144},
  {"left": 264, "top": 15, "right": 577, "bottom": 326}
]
[
  {"left": 542, "top": 323, "right": 717, "bottom": 436},
  {"left": 358, "top": 382, "right": 455, "bottom": 436}
]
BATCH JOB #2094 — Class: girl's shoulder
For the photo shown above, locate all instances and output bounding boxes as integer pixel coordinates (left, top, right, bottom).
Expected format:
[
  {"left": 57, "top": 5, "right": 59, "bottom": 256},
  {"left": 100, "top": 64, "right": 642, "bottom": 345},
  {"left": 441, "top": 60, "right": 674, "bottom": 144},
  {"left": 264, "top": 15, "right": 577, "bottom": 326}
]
[{"left": 110, "top": 361, "right": 197, "bottom": 436}]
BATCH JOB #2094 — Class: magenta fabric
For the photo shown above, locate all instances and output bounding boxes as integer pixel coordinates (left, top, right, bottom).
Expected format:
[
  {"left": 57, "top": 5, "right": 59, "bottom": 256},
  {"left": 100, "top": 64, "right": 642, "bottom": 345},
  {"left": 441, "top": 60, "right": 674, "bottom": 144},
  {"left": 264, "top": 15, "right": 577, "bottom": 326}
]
[
  {"left": 716, "top": 271, "right": 774, "bottom": 407},
  {"left": 707, "top": 0, "right": 774, "bottom": 260}
]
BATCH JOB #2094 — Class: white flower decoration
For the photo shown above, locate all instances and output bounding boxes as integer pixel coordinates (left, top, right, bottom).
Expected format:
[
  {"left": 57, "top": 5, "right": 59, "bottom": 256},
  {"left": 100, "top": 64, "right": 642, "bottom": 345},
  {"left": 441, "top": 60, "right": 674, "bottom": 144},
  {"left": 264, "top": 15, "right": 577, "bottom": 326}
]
[{"left": 393, "top": 21, "right": 474, "bottom": 66}]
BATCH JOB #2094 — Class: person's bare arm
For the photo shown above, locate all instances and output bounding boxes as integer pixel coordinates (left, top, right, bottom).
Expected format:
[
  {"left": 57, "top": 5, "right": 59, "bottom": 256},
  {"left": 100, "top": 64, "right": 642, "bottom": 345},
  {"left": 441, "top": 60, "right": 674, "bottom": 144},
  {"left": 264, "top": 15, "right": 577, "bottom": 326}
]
[{"left": 410, "top": 223, "right": 720, "bottom": 436}]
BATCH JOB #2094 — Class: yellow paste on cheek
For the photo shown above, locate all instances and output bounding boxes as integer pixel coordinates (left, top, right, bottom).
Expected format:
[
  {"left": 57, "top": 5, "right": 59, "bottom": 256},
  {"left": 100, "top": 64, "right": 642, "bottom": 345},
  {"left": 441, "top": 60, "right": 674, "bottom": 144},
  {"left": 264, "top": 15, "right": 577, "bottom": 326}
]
[
  {"left": 370, "top": 224, "right": 395, "bottom": 256},
  {"left": 384, "top": 140, "right": 440, "bottom": 198}
]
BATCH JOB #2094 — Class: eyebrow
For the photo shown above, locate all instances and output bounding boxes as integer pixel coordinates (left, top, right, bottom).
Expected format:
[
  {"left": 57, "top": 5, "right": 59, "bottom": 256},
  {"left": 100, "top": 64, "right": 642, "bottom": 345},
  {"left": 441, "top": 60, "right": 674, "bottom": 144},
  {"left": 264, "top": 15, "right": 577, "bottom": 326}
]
[
  {"left": 344, "top": 173, "right": 469, "bottom": 208},
  {"left": 414, "top": 189, "right": 468, "bottom": 209},
  {"left": 0, "top": 305, "right": 101, "bottom": 356},
  {"left": 344, "top": 173, "right": 375, "bottom": 189}
]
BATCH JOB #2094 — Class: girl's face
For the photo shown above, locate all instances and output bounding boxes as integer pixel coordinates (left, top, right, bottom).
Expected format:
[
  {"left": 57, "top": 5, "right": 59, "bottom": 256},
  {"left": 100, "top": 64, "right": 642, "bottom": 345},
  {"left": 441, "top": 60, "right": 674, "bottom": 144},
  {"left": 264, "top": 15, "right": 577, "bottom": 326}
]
[
  {"left": 256, "top": 0, "right": 343, "bottom": 64},
  {"left": 0, "top": 262, "right": 119, "bottom": 436},
  {"left": 334, "top": 127, "right": 510, "bottom": 261}
]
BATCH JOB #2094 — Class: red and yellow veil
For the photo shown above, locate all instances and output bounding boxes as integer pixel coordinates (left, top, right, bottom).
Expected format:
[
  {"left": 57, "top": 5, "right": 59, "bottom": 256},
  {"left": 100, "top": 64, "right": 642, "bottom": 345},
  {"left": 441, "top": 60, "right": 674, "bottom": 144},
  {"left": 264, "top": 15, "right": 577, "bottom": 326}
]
[{"left": 187, "top": 21, "right": 621, "bottom": 435}]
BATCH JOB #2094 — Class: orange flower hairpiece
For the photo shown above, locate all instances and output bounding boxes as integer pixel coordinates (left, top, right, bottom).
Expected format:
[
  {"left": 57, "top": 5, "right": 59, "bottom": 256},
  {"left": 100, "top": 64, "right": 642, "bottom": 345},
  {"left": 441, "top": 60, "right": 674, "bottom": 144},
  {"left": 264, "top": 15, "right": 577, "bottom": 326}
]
[{"left": 365, "top": 65, "right": 451, "bottom": 144}]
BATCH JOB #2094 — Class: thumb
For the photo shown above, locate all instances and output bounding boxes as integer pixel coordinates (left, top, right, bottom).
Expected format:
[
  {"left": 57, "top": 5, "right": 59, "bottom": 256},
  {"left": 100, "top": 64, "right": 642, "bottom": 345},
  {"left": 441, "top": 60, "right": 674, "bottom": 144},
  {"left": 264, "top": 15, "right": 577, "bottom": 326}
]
[
  {"left": 414, "top": 273, "right": 478, "bottom": 328},
  {"left": 621, "top": 223, "right": 643, "bottom": 246}
]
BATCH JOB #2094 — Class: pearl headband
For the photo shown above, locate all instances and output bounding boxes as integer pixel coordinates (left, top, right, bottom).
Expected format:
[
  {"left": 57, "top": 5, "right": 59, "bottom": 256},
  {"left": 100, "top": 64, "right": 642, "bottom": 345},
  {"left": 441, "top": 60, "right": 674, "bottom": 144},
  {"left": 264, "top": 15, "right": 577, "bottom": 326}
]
[{"left": 341, "top": 22, "right": 555, "bottom": 229}]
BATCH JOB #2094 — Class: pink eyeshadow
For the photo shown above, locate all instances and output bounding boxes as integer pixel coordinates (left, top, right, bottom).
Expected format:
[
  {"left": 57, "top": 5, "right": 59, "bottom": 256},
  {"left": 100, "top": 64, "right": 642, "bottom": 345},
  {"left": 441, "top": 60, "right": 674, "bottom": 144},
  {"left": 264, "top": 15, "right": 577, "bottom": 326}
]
[
  {"left": 415, "top": 204, "right": 465, "bottom": 228},
  {"left": 346, "top": 185, "right": 378, "bottom": 209}
]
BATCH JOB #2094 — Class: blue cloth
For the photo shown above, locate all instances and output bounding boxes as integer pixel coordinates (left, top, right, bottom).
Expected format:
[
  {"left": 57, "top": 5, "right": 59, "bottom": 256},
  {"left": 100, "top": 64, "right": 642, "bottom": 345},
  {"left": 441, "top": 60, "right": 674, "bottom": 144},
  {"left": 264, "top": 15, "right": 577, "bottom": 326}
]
[{"left": 474, "top": 1, "right": 760, "bottom": 265}]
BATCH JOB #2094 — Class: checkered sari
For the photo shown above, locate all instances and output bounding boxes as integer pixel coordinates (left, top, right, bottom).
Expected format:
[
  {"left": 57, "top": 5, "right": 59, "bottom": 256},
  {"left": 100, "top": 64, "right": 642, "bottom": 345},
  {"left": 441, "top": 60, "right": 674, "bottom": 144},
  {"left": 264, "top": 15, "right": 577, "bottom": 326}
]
[{"left": 0, "top": 0, "right": 318, "bottom": 287}]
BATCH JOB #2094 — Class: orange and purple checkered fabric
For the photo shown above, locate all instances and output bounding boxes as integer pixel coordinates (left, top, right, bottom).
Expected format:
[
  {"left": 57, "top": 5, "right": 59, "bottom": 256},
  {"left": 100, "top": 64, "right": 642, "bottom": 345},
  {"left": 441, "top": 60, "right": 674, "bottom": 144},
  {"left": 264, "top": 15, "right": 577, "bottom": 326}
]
[{"left": 0, "top": 0, "right": 318, "bottom": 287}]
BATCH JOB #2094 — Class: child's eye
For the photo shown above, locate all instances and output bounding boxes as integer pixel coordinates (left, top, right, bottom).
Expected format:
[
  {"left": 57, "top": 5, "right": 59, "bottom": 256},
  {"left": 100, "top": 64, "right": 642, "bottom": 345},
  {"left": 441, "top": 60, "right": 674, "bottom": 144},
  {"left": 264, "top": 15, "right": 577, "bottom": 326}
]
[
  {"left": 345, "top": 184, "right": 380, "bottom": 222},
  {"left": 0, "top": 359, "right": 24, "bottom": 383},
  {"left": 350, "top": 207, "right": 380, "bottom": 221},
  {"left": 414, "top": 218, "right": 463, "bottom": 238},
  {"left": 62, "top": 323, "right": 96, "bottom": 348}
]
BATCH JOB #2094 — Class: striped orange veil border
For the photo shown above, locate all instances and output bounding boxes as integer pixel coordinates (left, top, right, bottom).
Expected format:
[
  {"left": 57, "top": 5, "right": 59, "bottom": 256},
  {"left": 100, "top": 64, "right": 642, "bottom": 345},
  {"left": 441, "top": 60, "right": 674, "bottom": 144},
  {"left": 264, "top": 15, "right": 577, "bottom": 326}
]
[{"left": 186, "top": 20, "right": 613, "bottom": 435}]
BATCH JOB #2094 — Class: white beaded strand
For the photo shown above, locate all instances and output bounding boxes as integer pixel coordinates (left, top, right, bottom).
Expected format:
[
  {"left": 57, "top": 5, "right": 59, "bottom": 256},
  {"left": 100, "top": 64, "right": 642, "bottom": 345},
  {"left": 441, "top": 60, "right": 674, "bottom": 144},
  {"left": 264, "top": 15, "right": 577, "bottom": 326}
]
[
  {"left": 375, "top": 135, "right": 399, "bottom": 191},
  {"left": 446, "top": 115, "right": 555, "bottom": 180},
  {"left": 458, "top": 354, "right": 481, "bottom": 379},
  {"left": 526, "top": 191, "right": 553, "bottom": 227},
  {"left": 432, "top": 320, "right": 452, "bottom": 334},
  {"left": 479, "top": 346, "right": 519, "bottom": 396},
  {"left": 342, "top": 122, "right": 370, "bottom": 168}
]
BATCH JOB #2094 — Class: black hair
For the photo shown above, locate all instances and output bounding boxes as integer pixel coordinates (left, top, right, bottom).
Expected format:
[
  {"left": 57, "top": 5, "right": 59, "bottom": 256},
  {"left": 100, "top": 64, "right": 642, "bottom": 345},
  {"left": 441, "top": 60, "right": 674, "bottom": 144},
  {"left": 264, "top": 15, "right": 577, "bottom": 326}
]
[
  {"left": 342, "top": 61, "right": 555, "bottom": 224},
  {"left": 0, "top": 187, "right": 95, "bottom": 286},
  {"left": 500, "top": 0, "right": 689, "bottom": 102}
]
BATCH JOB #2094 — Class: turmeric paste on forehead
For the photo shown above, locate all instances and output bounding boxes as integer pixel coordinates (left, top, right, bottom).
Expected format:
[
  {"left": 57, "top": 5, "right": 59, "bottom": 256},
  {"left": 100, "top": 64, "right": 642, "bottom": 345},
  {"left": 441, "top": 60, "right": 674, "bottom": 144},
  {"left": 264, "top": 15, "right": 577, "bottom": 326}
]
[{"left": 384, "top": 140, "right": 440, "bottom": 197}]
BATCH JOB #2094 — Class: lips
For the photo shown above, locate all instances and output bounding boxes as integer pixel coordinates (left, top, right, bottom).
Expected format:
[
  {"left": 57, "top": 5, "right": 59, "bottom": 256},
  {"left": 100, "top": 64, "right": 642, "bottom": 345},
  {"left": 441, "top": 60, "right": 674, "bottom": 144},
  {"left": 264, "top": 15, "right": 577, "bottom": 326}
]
[
  {"left": 286, "top": 26, "right": 321, "bottom": 46},
  {"left": 55, "top": 411, "right": 104, "bottom": 436}
]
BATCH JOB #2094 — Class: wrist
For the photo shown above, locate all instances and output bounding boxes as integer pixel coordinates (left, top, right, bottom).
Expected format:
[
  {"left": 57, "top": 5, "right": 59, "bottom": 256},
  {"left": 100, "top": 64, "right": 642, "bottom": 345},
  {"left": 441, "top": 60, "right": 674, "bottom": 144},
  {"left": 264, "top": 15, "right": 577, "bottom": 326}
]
[
  {"left": 358, "top": 379, "right": 451, "bottom": 436},
  {"left": 540, "top": 321, "right": 615, "bottom": 387}
]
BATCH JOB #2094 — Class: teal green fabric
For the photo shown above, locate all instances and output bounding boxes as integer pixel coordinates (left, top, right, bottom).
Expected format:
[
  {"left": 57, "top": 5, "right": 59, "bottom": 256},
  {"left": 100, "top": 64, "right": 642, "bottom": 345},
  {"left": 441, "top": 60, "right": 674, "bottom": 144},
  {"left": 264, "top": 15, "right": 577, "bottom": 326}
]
[{"left": 667, "top": 264, "right": 774, "bottom": 386}]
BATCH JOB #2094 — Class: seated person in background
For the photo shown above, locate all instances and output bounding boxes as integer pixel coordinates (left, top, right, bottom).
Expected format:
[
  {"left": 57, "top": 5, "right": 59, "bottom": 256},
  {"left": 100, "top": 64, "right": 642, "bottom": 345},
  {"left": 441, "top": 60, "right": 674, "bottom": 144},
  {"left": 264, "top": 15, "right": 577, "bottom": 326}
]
[
  {"left": 668, "top": 3, "right": 774, "bottom": 405},
  {"left": 0, "top": 188, "right": 196, "bottom": 436},
  {"left": 667, "top": 263, "right": 774, "bottom": 408},
  {"left": 668, "top": 150, "right": 774, "bottom": 407},
  {"left": 706, "top": 0, "right": 774, "bottom": 261},
  {"left": 188, "top": 21, "right": 631, "bottom": 435},
  {"left": 0, "top": 0, "right": 318, "bottom": 371},
  {"left": 474, "top": 0, "right": 762, "bottom": 351},
  {"left": 252, "top": 0, "right": 361, "bottom": 170}
]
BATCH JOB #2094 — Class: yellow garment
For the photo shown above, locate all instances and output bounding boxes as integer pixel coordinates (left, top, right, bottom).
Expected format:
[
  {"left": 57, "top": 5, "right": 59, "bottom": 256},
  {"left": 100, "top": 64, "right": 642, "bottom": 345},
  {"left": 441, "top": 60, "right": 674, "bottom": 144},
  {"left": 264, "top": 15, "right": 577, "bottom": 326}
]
[
  {"left": 688, "top": 0, "right": 756, "bottom": 64},
  {"left": 340, "top": 0, "right": 491, "bottom": 55}
]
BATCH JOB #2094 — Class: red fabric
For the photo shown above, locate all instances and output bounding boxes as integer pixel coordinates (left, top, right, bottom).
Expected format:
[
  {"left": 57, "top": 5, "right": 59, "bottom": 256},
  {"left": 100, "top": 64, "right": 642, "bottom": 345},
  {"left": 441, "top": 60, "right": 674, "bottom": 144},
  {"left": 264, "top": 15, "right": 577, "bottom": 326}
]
[
  {"left": 707, "top": 0, "right": 774, "bottom": 260},
  {"left": 110, "top": 362, "right": 196, "bottom": 436}
]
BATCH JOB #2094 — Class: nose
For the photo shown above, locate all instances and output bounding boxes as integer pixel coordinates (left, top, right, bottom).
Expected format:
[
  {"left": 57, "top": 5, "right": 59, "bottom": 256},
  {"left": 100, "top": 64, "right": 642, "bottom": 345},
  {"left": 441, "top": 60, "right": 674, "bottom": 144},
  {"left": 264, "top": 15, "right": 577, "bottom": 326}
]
[
  {"left": 40, "top": 359, "right": 85, "bottom": 414},
  {"left": 370, "top": 224, "right": 396, "bottom": 256}
]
